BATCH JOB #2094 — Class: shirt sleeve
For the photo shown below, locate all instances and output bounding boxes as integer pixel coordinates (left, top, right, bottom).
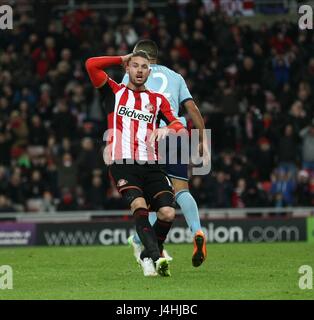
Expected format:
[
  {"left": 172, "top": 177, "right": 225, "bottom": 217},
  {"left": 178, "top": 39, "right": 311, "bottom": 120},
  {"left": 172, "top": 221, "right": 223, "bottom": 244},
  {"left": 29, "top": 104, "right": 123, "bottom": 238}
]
[
  {"left": 85, "top": 56, "right": 122, "bottom": 89},
  {"left": 178, "top": 74, "right": 193, "bottom": 104},
  {"left": 106, "top": 77, "right": 123, "bottom": 94}
]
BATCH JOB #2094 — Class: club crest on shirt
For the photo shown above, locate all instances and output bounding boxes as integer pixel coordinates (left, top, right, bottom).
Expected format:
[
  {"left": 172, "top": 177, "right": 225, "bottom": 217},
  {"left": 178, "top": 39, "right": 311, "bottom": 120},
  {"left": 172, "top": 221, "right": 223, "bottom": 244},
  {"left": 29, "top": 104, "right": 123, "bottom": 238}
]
[
  {"left": 144, "top": 103, "right": 154, "bottom": 112},
  {"left": 117, "top": 179, "right": 128, "bottom": 187}
]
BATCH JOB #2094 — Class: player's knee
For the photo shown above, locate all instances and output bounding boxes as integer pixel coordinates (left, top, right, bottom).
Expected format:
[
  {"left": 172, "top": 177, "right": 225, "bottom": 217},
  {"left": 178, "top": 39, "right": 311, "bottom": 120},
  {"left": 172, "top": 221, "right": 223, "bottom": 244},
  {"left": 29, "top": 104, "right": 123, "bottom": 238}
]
[
  {"left": 130, "top": 197, "right": 147, "bottom": 212},
  {"left": 158, "top": 206, "right": 175, "bottom": 222},
  {"left": 152, "top": 190, "right": 175, "bottom": 212}
]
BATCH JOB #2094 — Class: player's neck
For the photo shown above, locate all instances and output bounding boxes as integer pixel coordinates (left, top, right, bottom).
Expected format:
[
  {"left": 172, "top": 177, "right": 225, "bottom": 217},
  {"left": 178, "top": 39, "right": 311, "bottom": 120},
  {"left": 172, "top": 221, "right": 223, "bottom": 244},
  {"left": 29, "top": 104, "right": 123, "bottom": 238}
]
[{"left": 127, "top": 82, "right": 146, "bottom": 92}]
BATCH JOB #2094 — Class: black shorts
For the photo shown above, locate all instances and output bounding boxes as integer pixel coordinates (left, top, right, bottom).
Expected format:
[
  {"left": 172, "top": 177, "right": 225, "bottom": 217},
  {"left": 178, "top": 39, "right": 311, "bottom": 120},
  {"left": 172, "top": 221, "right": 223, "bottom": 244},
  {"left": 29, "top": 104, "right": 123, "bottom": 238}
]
[
  {"left": 165, "top": 135, "right": 189, "bottom": 181},
  {"left": 109, "top": 161, "right": 174, "bottom": 211}
]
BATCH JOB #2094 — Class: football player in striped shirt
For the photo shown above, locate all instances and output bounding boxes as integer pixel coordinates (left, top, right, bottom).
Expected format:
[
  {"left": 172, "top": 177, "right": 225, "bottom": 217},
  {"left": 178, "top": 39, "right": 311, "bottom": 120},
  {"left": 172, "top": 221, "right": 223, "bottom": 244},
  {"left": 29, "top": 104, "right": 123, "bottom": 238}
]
[{"left": 86, "top": 50, "right": 185, "bottom": 277}]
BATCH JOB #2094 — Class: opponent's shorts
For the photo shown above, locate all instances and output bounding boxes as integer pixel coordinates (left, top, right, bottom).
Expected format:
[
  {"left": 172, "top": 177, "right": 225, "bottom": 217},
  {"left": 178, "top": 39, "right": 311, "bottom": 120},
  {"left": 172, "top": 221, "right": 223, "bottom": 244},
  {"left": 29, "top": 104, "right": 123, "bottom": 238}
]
[
  {"left": 109, "top": 161, "right": 175, "bottom": 211},
  {"left": 164, "top": 135, "right": 189, "bottom": 181}
]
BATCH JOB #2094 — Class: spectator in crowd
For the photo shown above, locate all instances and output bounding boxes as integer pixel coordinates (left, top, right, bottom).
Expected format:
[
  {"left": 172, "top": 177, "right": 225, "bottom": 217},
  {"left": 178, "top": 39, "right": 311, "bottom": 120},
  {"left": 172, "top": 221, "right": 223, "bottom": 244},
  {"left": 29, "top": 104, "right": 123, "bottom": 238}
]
[
  {"left": 0, "top": 133, "right": 11, "bottom": 166},
  {"left": 272, "top": 54, "right": 290, "bottom": 89},
  {"left": 232, "top": 178, "right": 247, "bottom": 208},
  {"left": 189, "top": 176, "right": 208, "bottom": 208},
  {"left": 25, "top": 170, "right": 46, "bottom": 199},
  {"left": 253, "top": 137, "right": 274, "bottom": 182},
  {"left": 277, "top": 124, "right": 298, "bottom": 174},
  {"left": 295, "top": 170, "right": 311, "bottom": 206},
  {"left": 57, "top": 188, "right": 79, "bottom": 211},
  {"left": 0, "top": 166, "right": 9, "bottom": 195},
  {"left": 309, "top": 175, "right": 314, "bottom": 206},
  {"left": 57, "top": 153, "right": 78, "bottom": 191},
  {"left": 76, "top": 137, "right": 100, "bottom": 190},
  {"left": 40, "top": 191, "right": 57, "bottom": 213},
  {"left": 300, "top": 121, "right": 314, "bottom": 172},
  {"left": 270, "top": 169, "right": 295, "bottom": 207},
  {"left": 0, "top": 195, "right": 16, "bottom": 213},
  {"left": 51, "top": 100, "right": 77, "bottom": 142},
  {"left": 86, "top": 174, "right": 106, "bottom": 210},
  {"left": 206, "top": 171, "right": 232, "bottom": 208},
  {"left": 7, "top": 172, "right": 25, "bottom": 209},
  {"left": 29, "top": 115, "right": 48, "bottom": 147}
]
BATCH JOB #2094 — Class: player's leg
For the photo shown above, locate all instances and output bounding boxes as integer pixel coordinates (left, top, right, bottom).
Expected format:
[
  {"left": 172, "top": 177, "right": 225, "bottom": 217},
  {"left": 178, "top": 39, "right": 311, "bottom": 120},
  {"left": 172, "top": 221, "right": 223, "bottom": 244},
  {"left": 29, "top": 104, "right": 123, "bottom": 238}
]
[
  {"left": 130, "top": 197, "right": 161, "bottom": 263},
  {"left": 166, "top": 135, "right": 201, "bottom": 234},
  {"left": 128, "top": 196, "right": 160, "bottom": 276},
  {"left": 109, "top": 163, "right": 160, "bottom": 275},
  {"left": 129, "top": 211, "right": 174, "bottom": 261},
  {"left": 143, "top": 167, "right": 176, "bottom": 276},
  {"left": 166, "top": 159, "right": 204, "bottom": 235},
  {"left": 132, "top": 212, "right": 157, "bottom": 240},
  {"left": 172, "top": 178, "right": 202, "bottom": 235},
  {"left": 172, "top": 177, "right": 207, "bottom": 267}
]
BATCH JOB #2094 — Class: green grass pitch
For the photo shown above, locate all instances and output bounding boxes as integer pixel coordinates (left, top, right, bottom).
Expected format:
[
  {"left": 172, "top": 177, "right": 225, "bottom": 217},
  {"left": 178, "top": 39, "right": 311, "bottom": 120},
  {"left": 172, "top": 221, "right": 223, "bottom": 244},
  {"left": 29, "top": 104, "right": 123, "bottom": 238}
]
[{"left": 0, "top": 242, "right": 313, "bottom": 300}]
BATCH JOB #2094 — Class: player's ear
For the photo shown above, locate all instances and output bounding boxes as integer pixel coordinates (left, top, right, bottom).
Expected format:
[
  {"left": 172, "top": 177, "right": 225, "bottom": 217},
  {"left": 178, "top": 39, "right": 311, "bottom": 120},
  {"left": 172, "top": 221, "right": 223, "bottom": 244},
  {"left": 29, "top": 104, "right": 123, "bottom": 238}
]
[
  {"left": 148, "top": 68, "right": 151, "bottom": 76},
  {"left": 126, "top": 64, "right": 130, "bottom": 74}
]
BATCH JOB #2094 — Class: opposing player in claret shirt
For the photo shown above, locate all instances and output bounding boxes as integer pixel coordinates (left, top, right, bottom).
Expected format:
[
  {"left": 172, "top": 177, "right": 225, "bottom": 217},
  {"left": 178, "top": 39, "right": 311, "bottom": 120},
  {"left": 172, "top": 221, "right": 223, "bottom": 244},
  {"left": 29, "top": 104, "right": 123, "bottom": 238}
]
[
  {"left": 85, "top": 50, "right": 185, "bottom": 277},
  {"left": 123, "top": 40, "right": 209, "bottom": 268}
]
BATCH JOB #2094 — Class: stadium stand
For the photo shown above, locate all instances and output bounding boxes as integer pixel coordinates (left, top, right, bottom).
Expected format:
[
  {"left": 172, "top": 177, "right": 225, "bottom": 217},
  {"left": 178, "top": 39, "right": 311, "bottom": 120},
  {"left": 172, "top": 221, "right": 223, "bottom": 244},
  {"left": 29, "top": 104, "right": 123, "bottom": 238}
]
[{"left": 0, "top": 0, "right": 313, "bottom": 213}]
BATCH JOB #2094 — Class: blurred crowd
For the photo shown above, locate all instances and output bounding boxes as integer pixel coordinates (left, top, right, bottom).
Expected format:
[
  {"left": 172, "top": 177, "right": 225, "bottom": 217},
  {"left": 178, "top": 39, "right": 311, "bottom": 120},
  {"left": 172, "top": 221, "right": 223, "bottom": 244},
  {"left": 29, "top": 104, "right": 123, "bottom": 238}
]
[{"left": 0, "top": 0, "right": 314, "bottom": 213}]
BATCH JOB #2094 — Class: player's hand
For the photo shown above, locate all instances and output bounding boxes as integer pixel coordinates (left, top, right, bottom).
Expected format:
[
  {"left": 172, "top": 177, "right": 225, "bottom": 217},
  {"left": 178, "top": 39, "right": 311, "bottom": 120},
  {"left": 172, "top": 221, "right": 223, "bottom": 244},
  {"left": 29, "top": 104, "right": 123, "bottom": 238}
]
[
  {"left": 121, "top": 53, "right": 133, "bottom": 64},
  {"left": 103, "top": 145, "right": 113, "bottom": 165},
  {"left": 149, "top": 127, "right": 169, "bottom": 146},
  {"left": 198, "top": 141, "right": 210, "bottom": 166}
]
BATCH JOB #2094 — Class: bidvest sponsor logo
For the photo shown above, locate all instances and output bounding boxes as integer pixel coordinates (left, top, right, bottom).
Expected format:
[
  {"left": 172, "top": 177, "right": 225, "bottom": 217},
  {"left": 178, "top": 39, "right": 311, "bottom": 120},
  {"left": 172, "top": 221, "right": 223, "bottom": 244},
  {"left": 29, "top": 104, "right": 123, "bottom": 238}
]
[{"left": 118, "top": 105, "right": 154, "bottom": 123}]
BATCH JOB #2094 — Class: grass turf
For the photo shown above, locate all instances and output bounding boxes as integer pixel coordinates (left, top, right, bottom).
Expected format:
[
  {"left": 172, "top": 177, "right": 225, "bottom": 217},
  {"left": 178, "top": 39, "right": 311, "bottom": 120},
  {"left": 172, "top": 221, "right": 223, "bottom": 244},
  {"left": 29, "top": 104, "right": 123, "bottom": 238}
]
[{"left": 0, "top": 242, "right": 313, "bottom": 300}]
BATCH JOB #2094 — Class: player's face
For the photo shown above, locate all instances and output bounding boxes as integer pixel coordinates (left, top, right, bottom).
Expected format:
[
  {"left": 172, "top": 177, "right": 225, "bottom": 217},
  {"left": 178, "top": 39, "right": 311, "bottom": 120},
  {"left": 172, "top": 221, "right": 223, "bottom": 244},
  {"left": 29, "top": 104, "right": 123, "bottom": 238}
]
[{"left": 127, "top": 56, "right": 151, "bottom": 87}]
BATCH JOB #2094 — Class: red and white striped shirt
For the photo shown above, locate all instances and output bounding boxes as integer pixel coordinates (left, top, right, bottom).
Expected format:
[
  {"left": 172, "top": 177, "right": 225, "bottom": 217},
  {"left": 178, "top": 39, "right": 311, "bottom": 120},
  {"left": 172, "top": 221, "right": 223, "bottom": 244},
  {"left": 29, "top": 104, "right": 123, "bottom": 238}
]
[{"left": 103, "top": 77, "right": 179, "bottom": 161}]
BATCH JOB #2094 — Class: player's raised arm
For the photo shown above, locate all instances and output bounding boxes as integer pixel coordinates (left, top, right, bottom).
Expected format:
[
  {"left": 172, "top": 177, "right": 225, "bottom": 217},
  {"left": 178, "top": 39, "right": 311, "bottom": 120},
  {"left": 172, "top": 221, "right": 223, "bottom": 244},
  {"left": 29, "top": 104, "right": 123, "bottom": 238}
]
[{"left": 85, "top": 54, "right": 133, "bottom": 88}]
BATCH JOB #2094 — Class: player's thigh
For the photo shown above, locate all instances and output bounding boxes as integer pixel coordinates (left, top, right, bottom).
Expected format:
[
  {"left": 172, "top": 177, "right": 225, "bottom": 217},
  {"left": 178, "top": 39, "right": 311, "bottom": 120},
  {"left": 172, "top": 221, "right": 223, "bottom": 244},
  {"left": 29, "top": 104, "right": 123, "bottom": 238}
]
[
  {"left": 129, "top": 196, "right": 148, "bottom": 212},
  {"left": 165, "top": 134, "right": 189, "bottom": 184},
  {"left": 109, "top": 163, "right": 145, "bottom": 208},
  {"left": 171, "top": 177, "right": 189, "bottom": 194},
  {"left": 144, "top": 167, "right": 175, "bottom": 212},
  {"left": 166, "top": 162, "right": 188, "bottom": 187}
]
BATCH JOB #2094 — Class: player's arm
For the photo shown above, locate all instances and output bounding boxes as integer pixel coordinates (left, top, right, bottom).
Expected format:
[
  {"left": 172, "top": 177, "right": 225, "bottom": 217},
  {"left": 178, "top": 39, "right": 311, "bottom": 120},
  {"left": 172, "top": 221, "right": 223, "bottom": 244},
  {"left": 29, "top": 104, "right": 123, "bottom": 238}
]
[
  {"left": 149, "top": 95, "right": 185, "bottom": 144},
  {"left": 85, "top": 54, "right": 133, "bottom": 88},
  {"left": 183, "top": 100, "right": 205, "bottom": 139},
  {"left": 178, "top": 74, "right": 206, "bottom": 141},
  {"left": 179, "top": 75, "right": 210, "bottom": 163}
]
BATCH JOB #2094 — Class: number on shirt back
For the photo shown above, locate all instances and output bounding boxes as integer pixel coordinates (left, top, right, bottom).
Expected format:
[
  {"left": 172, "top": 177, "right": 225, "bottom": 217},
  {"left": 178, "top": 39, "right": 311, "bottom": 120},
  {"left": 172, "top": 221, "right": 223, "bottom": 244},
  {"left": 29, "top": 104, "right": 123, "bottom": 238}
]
[{"left": 152, "top": 72, "right": 171, "bottom": 99}]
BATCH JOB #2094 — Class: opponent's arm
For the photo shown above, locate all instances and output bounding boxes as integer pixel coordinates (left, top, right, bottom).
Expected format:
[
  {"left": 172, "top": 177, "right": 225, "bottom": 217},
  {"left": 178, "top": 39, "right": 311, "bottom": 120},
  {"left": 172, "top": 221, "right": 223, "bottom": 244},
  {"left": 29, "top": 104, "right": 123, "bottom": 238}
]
[
  {"left": 184, "top": 99, "right": 210, "bottom": 164},
  {"left": 183, "top": 100, "right": 205, "bottom": 140},
  {"left": 85, "top": 54, "right": 132, "bottom": 88},
  {"left": 178, "top": 74, "right": 209, "bottom": 161},
  {"left": 149, "top": 96, "right": 185, "bottom": 144}
]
